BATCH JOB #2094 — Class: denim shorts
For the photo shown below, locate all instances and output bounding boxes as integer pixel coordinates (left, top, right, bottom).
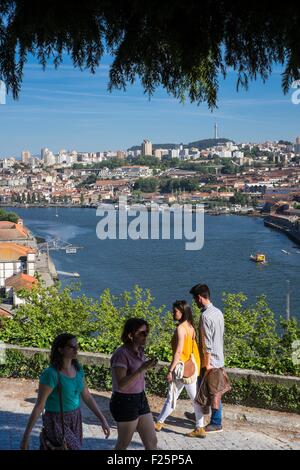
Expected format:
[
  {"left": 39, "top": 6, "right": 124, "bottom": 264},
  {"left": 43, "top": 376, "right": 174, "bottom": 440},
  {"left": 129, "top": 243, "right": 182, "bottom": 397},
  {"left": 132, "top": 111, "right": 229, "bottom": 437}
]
[{"left": 110, "top": 391, "right": 150, "bottom": 422}]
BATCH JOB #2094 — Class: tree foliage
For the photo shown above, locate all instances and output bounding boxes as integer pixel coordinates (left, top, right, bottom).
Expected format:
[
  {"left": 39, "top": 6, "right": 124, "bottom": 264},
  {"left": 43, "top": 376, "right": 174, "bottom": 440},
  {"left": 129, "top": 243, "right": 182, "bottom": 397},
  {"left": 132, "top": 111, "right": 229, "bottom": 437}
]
[
  {"left": 223, "top": 293, "right": 300, "bottom": 376},
  {"left": 0, "top": 283, "right": 175, "bottom": 361},
  {"left": 133, "top": 177, "right": 159, "bottom": 193},
  {"left": 0, "top": 208, "right": 19, "bottom": 223},
  {"left": 0, "top": 284, "right": 299, "bottom": 376},
  {"left": 159, "top": 177, "right": 199, "bottom": 194},
  {"left": 1, "top": 2, "right": 300, "bottom": 107}
]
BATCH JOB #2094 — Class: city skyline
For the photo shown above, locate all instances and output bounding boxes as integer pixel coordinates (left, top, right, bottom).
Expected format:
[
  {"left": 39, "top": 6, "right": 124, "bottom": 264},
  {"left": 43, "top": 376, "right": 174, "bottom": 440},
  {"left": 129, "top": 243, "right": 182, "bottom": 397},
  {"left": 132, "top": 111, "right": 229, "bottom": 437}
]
[{"left": 1, "top": 55, "right": 300, "bottom": 157}]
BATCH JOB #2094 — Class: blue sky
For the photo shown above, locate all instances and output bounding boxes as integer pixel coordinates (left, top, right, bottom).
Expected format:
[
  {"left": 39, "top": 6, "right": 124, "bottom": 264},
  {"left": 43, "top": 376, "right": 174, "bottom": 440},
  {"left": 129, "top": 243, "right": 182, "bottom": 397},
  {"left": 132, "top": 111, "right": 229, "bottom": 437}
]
[{"left": 0, "top": 54, "right": 299, "bottom": 157}]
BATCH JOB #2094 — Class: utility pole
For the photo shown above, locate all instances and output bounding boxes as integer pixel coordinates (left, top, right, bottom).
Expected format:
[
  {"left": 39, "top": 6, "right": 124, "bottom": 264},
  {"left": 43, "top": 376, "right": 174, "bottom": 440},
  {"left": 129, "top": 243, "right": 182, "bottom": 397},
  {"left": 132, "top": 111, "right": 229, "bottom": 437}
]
[{"left": 286, "top": 280, "right": 291, "bottom": 321}]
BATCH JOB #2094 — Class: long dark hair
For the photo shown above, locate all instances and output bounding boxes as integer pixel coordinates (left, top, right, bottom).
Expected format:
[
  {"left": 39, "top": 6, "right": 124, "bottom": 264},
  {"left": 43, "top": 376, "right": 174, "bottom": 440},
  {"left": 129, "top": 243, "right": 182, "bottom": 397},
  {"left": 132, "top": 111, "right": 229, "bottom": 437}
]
[
  {"left": 50, "top": 333, "right": 80, "bottom": 371},
  {"left": 121, "top": 318, "right": 150, "bottom": 344},
  {"left": 172, "top": 300, "right": 194, "bottom": 327}
]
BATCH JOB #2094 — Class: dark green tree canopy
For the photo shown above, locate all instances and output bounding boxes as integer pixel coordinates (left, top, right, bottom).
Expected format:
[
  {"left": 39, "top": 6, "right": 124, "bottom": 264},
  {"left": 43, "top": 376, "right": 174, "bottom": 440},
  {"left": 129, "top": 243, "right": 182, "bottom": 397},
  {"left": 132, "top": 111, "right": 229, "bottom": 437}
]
[{"left": 1, "top": 1, "right": 300, "bottom": 107}]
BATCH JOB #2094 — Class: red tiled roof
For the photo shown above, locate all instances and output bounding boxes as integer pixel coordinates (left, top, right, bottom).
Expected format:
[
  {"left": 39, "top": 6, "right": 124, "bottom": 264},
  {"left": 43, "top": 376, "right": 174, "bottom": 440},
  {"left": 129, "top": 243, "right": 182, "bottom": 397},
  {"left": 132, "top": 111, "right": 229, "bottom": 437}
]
[
  {"left": 5, "top": 273, "right": 38, "bottom": 291},
  {"left": 0, "top": 243, "right": 36, "bottom": 261},
  {"left": 0, "top": 307, "right": 12, "bottom": 318},
  {"left": 96, "top": 179, "right": 130, "bottom": 187},
  {"left": 0, "top": 221, "right": 29, "bottom": 239}
]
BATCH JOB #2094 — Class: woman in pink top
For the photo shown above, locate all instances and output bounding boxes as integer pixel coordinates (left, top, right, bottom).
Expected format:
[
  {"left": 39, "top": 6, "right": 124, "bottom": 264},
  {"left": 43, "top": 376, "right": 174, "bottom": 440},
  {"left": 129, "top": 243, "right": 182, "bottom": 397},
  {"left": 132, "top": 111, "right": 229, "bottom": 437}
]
[{"left": 110, "top": 318, "right": 158, "bottom": 450}]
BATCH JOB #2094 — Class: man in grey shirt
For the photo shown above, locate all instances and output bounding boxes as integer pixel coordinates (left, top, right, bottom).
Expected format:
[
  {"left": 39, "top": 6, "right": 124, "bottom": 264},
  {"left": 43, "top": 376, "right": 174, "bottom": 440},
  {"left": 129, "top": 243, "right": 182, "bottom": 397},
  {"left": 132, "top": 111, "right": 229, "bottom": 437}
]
[{"left": 189, "top": 283, "right": 224, "bottom": 433}]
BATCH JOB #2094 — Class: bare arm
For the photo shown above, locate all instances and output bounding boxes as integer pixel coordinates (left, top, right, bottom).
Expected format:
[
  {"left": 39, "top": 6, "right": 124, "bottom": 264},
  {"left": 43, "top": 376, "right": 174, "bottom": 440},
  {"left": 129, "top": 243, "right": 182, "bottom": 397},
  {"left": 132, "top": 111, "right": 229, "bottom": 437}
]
[
  {"left": 204, "top": 352, "right": 213, "bottom": 370},
  {"left": 113, "top": 359, "right": 156, "bottom": 391},
  {"left": 81, "top": 382, "right": 110, "bottom": 438},
  {"left": 20, "top": 383, "right": 53, "bottom": 449}
]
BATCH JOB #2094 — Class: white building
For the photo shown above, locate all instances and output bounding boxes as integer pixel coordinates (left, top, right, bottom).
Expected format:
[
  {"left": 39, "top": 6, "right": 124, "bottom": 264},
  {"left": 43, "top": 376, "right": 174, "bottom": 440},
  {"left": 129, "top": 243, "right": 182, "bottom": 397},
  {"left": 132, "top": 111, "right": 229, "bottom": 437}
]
[
  {"left": 233, "top": 151, "right": 244, "bottom": 159},
  {"left": 43, "top": 149, "right": 56, "bottom": 166},
  {"left": 169, "top": 149, "right": 180, "bottom": 159},
  {"left": 226, "top": 142, "right": 238, "bottom": 152},
  {"left": 41, "top": 148, "right": 49, "bottom": 159},
  {"left": 0, "top": 243, "right": 36, "bottom": 287},
  {"left": 118, "top": 166, "right": 153, "bottom": 178},
  {"left": 96, "top": 152, "right": 105, "bottom": 161},
  {"left": 2, "top": 158, "right": 16, "bottom": 169},
  {"left": 219, "top": 150, "right": 232, "bottom": 159}
]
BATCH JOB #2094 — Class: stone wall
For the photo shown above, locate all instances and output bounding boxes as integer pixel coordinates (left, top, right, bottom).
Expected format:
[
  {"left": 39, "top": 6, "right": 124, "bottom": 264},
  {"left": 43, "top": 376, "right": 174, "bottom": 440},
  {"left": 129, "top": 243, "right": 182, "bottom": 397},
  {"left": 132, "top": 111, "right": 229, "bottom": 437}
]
[{"left": 4, "top": 344, "right": 300, "bottom": 389}]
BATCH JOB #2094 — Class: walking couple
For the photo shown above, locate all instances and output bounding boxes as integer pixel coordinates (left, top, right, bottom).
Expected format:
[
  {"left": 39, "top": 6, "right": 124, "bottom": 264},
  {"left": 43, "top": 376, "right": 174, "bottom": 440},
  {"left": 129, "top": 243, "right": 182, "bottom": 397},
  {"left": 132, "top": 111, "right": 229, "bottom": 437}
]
[{"left": 155, "top": 283, "right": 228, "bottom": 438}]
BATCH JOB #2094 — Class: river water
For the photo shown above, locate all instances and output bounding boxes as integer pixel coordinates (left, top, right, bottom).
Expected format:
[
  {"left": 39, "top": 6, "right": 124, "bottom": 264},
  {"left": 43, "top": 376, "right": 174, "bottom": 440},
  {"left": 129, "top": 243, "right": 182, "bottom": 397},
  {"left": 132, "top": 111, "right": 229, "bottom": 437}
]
[{"left": 8, "top": 207, "right": 300, "bottom": 320}]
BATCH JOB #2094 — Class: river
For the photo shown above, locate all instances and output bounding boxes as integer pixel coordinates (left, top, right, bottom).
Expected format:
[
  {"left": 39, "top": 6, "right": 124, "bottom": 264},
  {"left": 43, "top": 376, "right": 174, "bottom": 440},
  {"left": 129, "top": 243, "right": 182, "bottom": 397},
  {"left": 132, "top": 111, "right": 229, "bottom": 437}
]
[{"left": 7, "top": 207, "right": 300, "bottom": 320}]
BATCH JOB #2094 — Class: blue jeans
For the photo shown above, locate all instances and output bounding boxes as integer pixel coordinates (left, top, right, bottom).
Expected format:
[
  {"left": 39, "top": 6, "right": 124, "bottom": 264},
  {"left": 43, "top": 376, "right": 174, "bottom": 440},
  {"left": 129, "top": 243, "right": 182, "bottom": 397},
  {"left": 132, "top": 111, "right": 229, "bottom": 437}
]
[{"left": 210, "top": 400, "right": 222, "bottom": 426}]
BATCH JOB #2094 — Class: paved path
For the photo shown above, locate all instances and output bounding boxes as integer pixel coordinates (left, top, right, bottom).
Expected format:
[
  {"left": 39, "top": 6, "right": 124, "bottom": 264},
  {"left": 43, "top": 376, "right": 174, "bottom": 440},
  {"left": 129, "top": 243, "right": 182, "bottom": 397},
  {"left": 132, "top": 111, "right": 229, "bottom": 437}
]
[{"left": 0, "top": 379, "right": 299, "bottom": 450}]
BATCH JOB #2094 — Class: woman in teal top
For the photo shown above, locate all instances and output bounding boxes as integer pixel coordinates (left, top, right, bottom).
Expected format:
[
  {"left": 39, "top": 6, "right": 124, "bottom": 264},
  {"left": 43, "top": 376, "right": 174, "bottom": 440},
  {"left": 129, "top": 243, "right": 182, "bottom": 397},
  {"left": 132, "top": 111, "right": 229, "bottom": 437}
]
[
  {"left": 40, "top": 364, "right": 85, "bottom": 413},
  {"left": 20, "top": 333, "right": 110, "bottom": 450}
]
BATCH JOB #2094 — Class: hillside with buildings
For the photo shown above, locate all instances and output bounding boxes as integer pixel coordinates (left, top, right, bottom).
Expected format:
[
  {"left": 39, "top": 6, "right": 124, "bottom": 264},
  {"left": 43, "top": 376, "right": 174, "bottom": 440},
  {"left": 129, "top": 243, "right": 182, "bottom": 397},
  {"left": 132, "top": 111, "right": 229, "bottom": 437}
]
[
  {"left": 0, "top": 213, "right": 57, "bottom": 318},
  {"left": 0, "top": 136, "right": 299, "bottom": 222}
]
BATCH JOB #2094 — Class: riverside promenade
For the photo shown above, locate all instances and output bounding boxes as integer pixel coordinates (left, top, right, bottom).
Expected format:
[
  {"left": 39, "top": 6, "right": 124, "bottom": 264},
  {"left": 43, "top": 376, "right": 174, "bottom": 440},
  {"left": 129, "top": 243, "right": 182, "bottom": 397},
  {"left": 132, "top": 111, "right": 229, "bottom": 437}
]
[{"left": 0, "top": 378, "right": 299, "bottom": 451}]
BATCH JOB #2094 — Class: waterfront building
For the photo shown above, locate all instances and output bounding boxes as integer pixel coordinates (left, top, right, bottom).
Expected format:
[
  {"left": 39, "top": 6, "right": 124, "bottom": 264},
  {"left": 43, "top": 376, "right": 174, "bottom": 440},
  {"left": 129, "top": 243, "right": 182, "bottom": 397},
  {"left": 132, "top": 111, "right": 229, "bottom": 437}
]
[
  {"left": 0, "top": 242, "right": 36, "bottom": 287},
  {"left": 5, "top": 273, "right": 38, "bottom": 306},
  {"left": 0, "top": 220, "right": 35, "bottom": 247}
]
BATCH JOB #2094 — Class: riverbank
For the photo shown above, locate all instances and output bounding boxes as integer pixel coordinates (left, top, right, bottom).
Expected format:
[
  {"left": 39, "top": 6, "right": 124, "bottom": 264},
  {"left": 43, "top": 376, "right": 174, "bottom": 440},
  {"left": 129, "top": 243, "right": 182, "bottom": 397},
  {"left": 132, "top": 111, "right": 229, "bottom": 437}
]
[
  {"left": 264, "top": 216, "right": 300, "bottom": 246},
  {"left": 0, "top": 202, "right": 261, "bottom": 217}
]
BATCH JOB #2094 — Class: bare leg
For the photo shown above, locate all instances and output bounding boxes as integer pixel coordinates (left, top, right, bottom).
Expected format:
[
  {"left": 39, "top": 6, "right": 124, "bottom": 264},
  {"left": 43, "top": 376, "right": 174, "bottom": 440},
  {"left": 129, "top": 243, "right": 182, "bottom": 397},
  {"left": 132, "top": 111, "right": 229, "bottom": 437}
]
[
  {"left": 115, "top": 419, "right": 138, "bottom": 450},
  {"left": 136, "top": 413, "right": 158, "bottom": 450}
]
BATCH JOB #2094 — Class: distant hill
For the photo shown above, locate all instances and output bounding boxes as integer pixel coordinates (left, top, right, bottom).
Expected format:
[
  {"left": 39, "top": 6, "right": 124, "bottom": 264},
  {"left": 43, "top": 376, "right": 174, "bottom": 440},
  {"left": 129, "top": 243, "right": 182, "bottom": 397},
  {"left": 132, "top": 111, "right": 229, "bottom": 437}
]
[
  {"left": 128, "top": 138, "right": 233, "bottom": 152},
  {"left": 187, "top": 138, "right": 232, "bottom": 149}
]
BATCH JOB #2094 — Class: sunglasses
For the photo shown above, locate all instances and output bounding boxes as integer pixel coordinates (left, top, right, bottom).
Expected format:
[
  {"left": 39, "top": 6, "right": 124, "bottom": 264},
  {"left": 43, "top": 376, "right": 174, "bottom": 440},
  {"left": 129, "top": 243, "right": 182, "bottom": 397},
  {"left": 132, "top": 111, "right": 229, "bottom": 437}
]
[
  {"left": 136, "top": 331, "right": 148, "bottom": 337},
  {"left": 66, "top": 344, "right": 78, "bottom": 351}
]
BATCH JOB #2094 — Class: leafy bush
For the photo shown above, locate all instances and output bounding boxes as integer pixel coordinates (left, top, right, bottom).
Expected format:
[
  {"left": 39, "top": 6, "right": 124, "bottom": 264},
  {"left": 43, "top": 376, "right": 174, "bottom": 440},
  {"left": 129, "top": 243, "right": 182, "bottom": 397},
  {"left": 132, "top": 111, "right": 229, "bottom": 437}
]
[
  {"left": 0, "top": 284, "right": 175, "bottom": 362},
  {"left": 0, "top": 285, "right": 299, "bottom": 376},
  {"left": 223, "top": 293, "right": 300, "bottom": 376},
  {"left": 0, "top": 208, "right": 19, "bottom": 223},
  {"left": 0, "top": 283, "right": 96, "bottom": 350}
]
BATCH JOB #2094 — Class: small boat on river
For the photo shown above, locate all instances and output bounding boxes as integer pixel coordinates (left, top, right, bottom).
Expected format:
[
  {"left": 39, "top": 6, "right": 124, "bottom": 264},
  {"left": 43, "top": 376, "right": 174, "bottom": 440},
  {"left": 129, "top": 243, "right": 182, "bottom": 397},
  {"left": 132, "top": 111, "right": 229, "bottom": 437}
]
[{"left": 250, "top": 253, "right": 266, "bottom": 264}]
